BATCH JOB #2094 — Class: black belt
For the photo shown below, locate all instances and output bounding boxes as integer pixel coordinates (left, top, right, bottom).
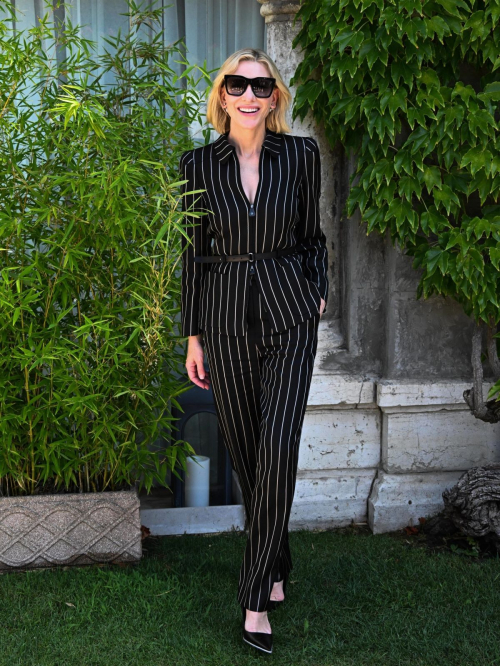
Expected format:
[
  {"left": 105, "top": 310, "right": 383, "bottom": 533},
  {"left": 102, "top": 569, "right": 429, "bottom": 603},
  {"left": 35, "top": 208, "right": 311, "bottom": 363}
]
[{"left": 194, "top": 246, "right": 297, "bottom": 263}]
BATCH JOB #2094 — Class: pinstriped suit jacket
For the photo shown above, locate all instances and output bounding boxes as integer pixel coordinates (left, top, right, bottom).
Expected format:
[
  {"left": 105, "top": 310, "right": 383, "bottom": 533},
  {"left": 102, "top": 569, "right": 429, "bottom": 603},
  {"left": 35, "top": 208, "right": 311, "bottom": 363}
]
[{"left": 179, "top": 128, "right": 329, "bottom": 336}]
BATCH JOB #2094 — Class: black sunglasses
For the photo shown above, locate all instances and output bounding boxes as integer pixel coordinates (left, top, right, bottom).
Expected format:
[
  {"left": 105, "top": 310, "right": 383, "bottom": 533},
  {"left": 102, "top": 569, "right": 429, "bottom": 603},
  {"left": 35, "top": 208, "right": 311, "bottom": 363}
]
[{"left": 223, "top": 74, "right": 276, "bottom": 99}]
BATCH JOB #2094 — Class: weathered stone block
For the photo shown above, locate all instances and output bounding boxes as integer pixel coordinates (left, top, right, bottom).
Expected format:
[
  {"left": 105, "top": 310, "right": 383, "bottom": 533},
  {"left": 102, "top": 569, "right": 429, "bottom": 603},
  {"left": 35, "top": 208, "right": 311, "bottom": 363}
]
[
  {"left": 298, "top": 409, "right": 380, "bottom": 470},
  {"left": 378, "top": 381, "right": 500, "bottom": 472},
  {"left": 290, "top": 469, "right": 376, "bottom": 529},
  {"left": 368, "top": 470, "right": 464, "bottom": 534}
]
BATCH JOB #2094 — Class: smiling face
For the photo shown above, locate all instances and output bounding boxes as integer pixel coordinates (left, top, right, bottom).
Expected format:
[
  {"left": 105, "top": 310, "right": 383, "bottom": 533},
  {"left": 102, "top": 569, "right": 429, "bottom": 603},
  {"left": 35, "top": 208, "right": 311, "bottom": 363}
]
[{"left": 220, "top": 60, "right": 279, "bottom": 132}]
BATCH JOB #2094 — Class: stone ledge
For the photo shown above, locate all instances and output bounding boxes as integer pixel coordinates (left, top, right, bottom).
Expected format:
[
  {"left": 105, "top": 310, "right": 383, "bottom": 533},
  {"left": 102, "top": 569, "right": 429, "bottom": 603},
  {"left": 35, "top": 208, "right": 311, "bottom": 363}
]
[
  {"left": 140, "top": 504, "right": 245, "bottom": 536},
  {"left": 382, "top": 409, "right": 500, "bottom": 473},
  {"left": 153, "top": 468, "right": 378, "bottom": 536},
  {"left": 258, "top": 1, "right": 301, "bottom": 22},
  {"left": 308, "top": 374, "right": 376, "bottom": 407},
  {"left": 377, "top": 380, "right": 497, "bottom": 409}
]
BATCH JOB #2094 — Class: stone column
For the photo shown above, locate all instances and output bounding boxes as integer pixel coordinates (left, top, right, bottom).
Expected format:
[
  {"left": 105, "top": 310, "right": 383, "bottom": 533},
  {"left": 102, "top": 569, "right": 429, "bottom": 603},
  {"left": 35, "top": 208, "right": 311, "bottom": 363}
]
[
  {"left": 254, "top": 0, "right": 378, "bottom": 533},
  {"left": 258, "top": 0, "right": 340, "bottom": 346}
]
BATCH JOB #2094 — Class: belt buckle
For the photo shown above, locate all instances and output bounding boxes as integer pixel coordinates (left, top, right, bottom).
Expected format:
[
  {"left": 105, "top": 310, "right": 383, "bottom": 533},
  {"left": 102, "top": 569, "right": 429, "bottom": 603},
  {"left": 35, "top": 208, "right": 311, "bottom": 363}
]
[{"left": 247, "top": 252, "right": 254, "bottom": 262}]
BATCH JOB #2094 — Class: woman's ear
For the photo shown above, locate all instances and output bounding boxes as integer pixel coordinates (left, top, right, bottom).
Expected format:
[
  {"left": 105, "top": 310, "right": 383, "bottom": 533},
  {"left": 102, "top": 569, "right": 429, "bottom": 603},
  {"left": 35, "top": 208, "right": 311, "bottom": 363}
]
[{"left": 219, "top": 83, "right": 226, "bottom": 108}]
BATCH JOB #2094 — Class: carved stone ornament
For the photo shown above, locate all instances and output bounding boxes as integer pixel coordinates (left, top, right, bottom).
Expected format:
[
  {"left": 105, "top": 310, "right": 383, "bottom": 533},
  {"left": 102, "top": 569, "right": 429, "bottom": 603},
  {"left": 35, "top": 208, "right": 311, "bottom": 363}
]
[{"left": 0, "top": 487, "right": 142, "bottom": 571}]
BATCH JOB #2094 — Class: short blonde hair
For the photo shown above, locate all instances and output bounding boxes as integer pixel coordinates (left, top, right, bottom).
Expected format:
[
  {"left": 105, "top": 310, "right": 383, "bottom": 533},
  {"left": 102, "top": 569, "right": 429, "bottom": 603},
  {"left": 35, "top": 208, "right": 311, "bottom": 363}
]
[{"left": 206, "top": 48, "right": 292, "bottom": 135}]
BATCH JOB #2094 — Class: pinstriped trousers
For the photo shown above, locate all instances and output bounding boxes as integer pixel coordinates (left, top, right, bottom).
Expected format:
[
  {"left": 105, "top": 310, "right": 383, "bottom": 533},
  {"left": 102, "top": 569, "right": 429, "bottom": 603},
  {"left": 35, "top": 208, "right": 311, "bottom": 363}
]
[{"left": 202, "top": 270, "right": 320, "bottom": 613}]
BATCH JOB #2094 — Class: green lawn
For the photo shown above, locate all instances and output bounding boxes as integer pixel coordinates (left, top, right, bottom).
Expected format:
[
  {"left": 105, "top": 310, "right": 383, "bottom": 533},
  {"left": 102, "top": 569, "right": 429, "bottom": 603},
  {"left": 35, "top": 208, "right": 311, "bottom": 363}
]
[{"left": 1, "top": 525, "right": 499, "bottom": 666}]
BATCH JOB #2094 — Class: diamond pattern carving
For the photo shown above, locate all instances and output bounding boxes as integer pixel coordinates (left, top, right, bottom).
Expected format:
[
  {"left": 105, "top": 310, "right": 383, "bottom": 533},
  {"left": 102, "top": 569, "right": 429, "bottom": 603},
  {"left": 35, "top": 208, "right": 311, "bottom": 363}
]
[{"left": 0, "top": 489, "right": 142, "bottom": 570}]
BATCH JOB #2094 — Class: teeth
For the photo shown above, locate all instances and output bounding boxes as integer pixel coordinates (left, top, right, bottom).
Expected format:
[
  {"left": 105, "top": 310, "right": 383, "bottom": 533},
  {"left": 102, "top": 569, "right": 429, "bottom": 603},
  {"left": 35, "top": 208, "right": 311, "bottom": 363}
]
[{"left": 239, "top": 108, "right": 258, "bottom": 113}]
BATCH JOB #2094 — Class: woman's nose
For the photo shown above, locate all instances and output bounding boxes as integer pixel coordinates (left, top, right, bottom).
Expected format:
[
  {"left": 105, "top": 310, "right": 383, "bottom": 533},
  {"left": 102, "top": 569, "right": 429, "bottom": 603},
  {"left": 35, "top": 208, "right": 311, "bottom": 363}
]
[{"left": 243, "top": 83, "right": 256, "bottom": 98}]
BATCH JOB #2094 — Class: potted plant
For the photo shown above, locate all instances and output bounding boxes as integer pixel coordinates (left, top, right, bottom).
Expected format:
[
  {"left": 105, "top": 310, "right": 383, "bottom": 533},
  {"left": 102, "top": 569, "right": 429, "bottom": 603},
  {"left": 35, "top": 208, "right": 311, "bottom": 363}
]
[{"left": 0, "top": 0, "right": 211, "bottom": 570}]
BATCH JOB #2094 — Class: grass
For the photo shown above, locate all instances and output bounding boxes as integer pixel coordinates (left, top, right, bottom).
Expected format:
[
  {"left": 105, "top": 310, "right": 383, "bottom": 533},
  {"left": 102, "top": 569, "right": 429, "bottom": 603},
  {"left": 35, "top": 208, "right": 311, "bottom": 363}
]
[{"left": 1, "top": 525, "right": 499, "bottom": 666}]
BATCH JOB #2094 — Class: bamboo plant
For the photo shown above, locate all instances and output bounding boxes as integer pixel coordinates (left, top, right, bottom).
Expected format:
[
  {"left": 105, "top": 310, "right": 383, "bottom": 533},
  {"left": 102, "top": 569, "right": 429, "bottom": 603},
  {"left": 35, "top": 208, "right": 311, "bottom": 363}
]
[{"left": 0, "top": 0, "right": 213, "bottom": 496}]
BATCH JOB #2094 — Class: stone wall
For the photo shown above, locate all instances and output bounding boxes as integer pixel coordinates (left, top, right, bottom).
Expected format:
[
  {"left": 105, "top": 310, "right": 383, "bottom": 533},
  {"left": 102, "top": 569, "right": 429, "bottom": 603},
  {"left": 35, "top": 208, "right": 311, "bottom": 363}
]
[{"left": 257, "top": 0, "right": 500, "bottom": 533}]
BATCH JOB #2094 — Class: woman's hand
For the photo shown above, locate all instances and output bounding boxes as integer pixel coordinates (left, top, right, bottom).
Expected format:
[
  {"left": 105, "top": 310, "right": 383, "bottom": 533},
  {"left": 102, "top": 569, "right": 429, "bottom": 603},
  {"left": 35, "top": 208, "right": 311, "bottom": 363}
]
[
  {"left": 186, "top": 335, "right": 211, "bottom": 390},
  {"left": 319, "top": 298, "right": 326, "bottom": 317}
]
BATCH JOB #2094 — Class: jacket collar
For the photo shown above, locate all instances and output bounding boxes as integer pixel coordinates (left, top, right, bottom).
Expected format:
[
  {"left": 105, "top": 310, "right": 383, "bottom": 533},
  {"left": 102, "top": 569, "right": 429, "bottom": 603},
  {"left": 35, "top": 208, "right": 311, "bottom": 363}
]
[{"left": 213, "top": 128, "right": 282, "bottom": 164}]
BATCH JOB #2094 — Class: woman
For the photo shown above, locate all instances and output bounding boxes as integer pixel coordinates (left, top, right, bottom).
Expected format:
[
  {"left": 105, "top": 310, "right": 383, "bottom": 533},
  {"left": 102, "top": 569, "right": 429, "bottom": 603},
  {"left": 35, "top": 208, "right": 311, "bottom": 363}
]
[{"left": 179, "top": 48, "right": 328, "bottom": 654}]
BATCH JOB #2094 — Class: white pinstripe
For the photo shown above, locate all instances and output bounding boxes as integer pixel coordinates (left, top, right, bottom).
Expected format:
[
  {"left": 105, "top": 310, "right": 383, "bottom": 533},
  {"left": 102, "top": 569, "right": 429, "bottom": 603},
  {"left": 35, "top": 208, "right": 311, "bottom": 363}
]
[
  {"left": 179, "top": 129, "right": 329, "bottom": 337},
  {"left": 202, "top": 282, "right": 320, "bottom": 612},
  {"left": 179, "top": 128, "right": 327, "bottom": 612}
]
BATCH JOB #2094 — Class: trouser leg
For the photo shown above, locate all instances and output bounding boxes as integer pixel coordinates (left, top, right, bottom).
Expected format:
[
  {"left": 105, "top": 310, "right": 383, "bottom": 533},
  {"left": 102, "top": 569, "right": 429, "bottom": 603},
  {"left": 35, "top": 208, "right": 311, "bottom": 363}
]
[
  {"left": 202, "top": 274, "right": 271, "bottom": 519},
  {"left": 276, "top": 532, "right": 291, "bottom": 580},
  {"left": 239, "top": 309, "right": 320, "bottom": 612},
  {"left": 203, "top": 278, "right": 319, "bottom": 612},
  {"left": 202, "top": 327, "right": 261, "bottom": 517}
]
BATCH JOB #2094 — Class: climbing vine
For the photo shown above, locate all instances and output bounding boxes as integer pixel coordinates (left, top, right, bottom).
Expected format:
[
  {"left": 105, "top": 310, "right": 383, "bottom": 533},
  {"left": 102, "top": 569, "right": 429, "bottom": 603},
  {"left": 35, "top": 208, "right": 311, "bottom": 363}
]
[{"left": 292, "top": 0, "right": 500, "bottom": 408}]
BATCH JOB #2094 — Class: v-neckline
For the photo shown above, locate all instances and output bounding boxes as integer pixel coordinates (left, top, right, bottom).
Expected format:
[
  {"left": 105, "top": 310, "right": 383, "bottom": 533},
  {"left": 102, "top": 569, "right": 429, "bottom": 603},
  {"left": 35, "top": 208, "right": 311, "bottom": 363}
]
[
  {"left": 235, "top": 149, "right": 264, "bottom": 209},
  {"left": 231, "top": 130, "right": 268, "bottom": 210}
]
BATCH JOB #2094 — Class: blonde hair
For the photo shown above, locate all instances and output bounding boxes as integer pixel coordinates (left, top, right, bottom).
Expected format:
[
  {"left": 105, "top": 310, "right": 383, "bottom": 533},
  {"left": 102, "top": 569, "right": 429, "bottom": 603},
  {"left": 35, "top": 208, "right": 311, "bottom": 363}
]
[{"left": 206, "top": 48, "right": 292, "bottom": 135}]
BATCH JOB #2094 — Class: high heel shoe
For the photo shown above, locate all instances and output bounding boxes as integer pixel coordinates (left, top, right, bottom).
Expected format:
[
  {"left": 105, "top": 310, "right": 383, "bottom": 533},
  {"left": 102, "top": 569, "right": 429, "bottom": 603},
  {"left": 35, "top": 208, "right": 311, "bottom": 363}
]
[
  {"left": 267, "top": 576, "right": 288, "bottom": 612},
  {"left": 241, "top": 604, "right": 273, "bottom": 654}
]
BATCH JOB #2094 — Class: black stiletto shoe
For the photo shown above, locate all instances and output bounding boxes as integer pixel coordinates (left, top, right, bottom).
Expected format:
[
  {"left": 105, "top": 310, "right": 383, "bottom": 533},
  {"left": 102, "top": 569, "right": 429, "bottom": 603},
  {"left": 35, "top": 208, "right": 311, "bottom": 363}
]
[
  {"left": 267, "top": 576, "right": 288, "bottom": 612},
  {"left": 241, "top": 604, "right": 273, "bottom": 654}
]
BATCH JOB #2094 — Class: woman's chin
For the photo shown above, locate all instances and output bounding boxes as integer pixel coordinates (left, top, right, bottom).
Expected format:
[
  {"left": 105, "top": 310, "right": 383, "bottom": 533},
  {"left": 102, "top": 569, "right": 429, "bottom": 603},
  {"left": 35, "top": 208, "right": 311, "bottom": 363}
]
[{"left": 233, "top": 116, "right": 265, "bottom": 131}]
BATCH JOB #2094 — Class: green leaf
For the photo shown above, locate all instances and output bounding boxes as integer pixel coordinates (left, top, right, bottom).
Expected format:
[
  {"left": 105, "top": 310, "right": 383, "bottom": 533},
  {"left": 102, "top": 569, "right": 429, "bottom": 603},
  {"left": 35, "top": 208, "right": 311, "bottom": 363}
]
[
  {"left": 469, "top": 248, "right": 485, "bottom": 274},
  {"left": 469, "top": 111, "right": 497, "bottom": 141},
  {"left": 385, "top": 198, "right": 413, "bottom": 222},
  {"left": 434, "top": 0, "right": 469, "bottom": 19},
  {"left": 489, "top": 247, "right": 500, "bottom": 270},
  {"left": 444, "top": 229, "right": 463, "bottom": 251},
  {"left": 359, "top": 38, "right": 379, "bottom": 69},
  {"left": 394, "top": 150, "right": 412, "bottom": 176},
  {"left": 398, "top": 175, "right": 422, "bottom": 200},
  {"left": 425, "top": 15, "right": 452, "bottom": 42},
  {"left": 364, "top": 206, "right": 387, "bottom": 233},
  {"left": 333, "top": 29, "right": 361, "bottom": 55},
  {"left": 478, "top": 82, "right": 500, "bottom": 103},
  {"left": 471, "top": 218, "right": 491, "bottom": 240},
  {"left": 422, "top": 166, "right": 442, "bottom": 193},
  {"left": 444, "top": 105, "right": 465, "bottom": 131},
  {"left": 426, "top": 249, "right": 443, "bottom": 276},
  {"left": 433, "top": 184, "right": 460, "bottom": 215},
  {"left": 460, "top": 147, "right": 490, "bottom": 176},
  {"left": 421, "top": 207, "right": 449, "bottom": 234},
  {"left": 388, "top": 90, "right": 408, "bottom": 120},
  {"left": 438, "top": 251, "right": 449, "bottom": 275},
  {"left": 451, "top": 82, "right": 476, "bottom": 106}
]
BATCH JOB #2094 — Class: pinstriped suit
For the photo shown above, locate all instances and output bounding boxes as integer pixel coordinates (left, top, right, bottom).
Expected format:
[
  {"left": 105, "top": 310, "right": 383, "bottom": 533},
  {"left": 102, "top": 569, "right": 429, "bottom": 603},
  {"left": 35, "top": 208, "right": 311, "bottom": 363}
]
[
  {"left": 179, "top": 128, "right": 328, "bottom": 613},
  {"left": 179, "top": 129, "right": 329, "bottom": 337}
]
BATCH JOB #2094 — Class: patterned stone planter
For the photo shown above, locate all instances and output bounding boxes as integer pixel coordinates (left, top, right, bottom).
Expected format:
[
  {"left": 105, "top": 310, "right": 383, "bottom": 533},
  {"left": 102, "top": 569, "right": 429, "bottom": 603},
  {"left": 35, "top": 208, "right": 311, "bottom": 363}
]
[{"left": 0, "top": 485, "right": 142, "bottom": 571}]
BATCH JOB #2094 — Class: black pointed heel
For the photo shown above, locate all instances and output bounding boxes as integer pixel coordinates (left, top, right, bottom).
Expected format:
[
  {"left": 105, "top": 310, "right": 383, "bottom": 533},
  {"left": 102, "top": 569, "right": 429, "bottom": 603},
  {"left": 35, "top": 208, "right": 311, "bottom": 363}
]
[
  {"left": 241, "top": 604, "right": 273, "bottom": 654},
  {"left": 267, "top": 576, "right": 288, "bottom": 612}
]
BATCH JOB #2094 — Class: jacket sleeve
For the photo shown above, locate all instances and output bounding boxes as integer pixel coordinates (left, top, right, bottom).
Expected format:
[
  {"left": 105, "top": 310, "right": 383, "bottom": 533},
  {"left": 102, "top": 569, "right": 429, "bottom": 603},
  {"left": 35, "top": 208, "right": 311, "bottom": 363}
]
[
  {"left": 295, "top": 137, "right": 329, "bottom": 314},
  {"left": 179, "top": 150, "right": 210, "bottom": 337}
]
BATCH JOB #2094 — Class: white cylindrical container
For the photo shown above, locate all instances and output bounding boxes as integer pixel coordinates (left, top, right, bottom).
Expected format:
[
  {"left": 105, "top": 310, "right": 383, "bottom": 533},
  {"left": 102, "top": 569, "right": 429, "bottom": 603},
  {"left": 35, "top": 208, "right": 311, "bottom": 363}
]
[{"left": 184, "top": 455, "right": 210, "bottom": 507}]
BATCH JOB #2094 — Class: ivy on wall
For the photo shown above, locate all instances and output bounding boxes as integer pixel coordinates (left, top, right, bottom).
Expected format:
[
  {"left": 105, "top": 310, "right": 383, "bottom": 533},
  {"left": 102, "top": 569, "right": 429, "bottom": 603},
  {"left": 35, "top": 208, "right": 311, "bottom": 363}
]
[
  {"left": 291, "top": 0, "right": 500, "bottom": 406},
  {"left": 292, "top": 0, "right": 500, "bottom": 324}
]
